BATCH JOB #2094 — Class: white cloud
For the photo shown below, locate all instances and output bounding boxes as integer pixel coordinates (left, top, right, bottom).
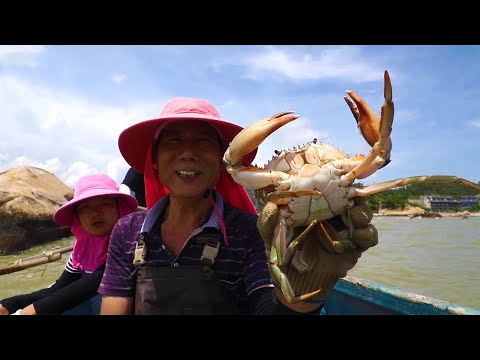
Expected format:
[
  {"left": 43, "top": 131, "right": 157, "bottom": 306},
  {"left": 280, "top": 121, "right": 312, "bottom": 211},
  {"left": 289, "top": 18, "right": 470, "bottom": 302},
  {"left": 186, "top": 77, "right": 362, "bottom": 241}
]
[
  {"left": 112, "top": 73, "right": 127, "bottom": 84},
  {"left": 242, "top": 46, "right": 383, "bottom": 83},
  {"left": 218, "top": 100, "right": 234, "bottom": 110},
  {"left": 470, "top": 120, "right": 480, "bottom": 128},
  {"left": 5, "top": 156, "right": 62, "bottom": 179},
  {"left": 61, "top": 161, "right": 100, "bottom": 188},
  {"left": 3, "top": 155, "right": 130, "bottom": 189},
  {"left": 0, "top": 45, "right": 45, "bottom": 68},
  {"left": 0, "top": 74, "right": 164, "bottom": 187}
]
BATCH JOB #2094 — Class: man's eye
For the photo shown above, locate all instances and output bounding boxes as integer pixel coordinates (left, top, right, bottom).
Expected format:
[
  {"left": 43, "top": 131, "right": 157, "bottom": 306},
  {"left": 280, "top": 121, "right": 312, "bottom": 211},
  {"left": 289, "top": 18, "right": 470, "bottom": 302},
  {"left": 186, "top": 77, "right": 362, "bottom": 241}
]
[{"left": 198, "top": 138, "right": 215, "bottom": 145}]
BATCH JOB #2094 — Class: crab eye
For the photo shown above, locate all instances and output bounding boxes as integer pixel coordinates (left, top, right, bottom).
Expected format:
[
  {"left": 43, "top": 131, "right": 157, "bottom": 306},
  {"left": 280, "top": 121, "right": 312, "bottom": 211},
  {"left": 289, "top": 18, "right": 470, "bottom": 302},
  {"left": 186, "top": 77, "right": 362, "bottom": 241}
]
[
  {"left": 274, "top": 150, "right": 281, "bottom": 155},
  {"left": 313, "top": 138, "right": 317, "bottom": 144}
]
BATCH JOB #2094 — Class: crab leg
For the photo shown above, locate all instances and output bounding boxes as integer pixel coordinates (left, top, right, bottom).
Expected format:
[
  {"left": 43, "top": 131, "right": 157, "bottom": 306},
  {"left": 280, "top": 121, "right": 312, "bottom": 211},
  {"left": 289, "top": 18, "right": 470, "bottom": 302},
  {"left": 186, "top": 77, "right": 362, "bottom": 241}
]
[
  {"left": 315, "top": 221, "right": 356, "bottom": 254},
  {"left": 270, "top": 219, "right": 323, "bottom": 303},
  {"left": 226, "top": 165, "right": 291, "bottom": 190},
  {"left": 342, "top": 71, "right": 394, "bottom": 184},
  {"left": 269, "top": 247, "right": 322, "bottom": 303},
  {"left": 271, "top": 219, "right": 355, "bottom": 303},
  {"left": 274, "top": 217, "right": 319, "bottom": 267},
  {"left": 354, "top": 175, "right": 480, "bottom": 197},
  {"left": 266, "top": 189, "right": 323, "bottom": 204}
]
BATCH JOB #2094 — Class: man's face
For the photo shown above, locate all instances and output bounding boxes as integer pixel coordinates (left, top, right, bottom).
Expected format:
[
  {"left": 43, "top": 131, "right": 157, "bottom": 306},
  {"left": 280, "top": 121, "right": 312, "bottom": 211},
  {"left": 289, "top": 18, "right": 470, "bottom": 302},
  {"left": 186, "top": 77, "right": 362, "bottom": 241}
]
[
  {"left": 76, "top": 196, "right": 119, "bottom": 236},
  {"left": 155, "top": 120, "right": 223, "bottom": 200}
]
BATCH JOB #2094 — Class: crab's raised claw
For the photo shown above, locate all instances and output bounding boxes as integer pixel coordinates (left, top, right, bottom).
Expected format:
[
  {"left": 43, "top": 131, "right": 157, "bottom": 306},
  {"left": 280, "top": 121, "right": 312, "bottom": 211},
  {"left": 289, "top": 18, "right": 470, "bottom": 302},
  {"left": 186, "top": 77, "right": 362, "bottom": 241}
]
[
  {"left": 344, "top": 70, "right": 393, "bottom": 163},
  {"left": 342, "top": 72, "right": 394, "bottom": 183},
  {"left": 344, "top": 92, "right": 379, "bottom": 147},
  {"left": 223, "top": 111, "right": 299, "bottom": 169}
]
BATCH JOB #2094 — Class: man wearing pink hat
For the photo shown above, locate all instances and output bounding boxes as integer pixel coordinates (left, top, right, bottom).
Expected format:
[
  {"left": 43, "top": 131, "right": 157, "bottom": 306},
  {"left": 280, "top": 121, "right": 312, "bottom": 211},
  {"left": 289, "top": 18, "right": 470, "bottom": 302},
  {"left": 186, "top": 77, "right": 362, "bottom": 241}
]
[
  {"left": 0, "top": 174, "right": 137, "bottom": 315},
  {"left": 99, "top": 97, "right": 378, "bottom": 315}
]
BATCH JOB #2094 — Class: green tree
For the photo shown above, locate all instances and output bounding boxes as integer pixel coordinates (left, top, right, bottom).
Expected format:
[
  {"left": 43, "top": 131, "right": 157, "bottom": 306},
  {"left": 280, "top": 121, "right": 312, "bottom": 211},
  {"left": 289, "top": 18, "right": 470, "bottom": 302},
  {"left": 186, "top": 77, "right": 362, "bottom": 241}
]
[{"left": 245, "top": 180, "right": 480, "bottom": 212}]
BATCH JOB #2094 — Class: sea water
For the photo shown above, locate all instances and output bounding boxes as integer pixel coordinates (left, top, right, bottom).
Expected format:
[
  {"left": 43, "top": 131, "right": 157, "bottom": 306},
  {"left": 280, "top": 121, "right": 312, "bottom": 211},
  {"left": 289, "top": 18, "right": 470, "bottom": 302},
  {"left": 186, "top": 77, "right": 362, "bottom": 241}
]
[{"left": 1, "top": 216, "right": 479, "bottom": 310}]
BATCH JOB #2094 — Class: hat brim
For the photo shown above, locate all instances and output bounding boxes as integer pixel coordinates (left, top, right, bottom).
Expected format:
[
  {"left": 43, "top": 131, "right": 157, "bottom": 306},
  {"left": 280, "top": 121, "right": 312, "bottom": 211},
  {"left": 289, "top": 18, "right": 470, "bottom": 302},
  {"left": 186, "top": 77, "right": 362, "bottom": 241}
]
[
  {"left": 118, "top": 113, "right": 257, "bottom": 173},
  {"left": 53, "top": 189, "right": 138, "bottom": 227}
]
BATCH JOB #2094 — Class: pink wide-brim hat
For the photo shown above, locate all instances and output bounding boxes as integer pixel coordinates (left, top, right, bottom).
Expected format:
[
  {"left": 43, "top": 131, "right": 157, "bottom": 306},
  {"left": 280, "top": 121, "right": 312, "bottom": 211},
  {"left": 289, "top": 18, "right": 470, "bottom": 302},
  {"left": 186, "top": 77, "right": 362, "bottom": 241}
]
[
  {"left": 118, "top": 97, "right": 257, "bottom": 173},
  {"left": 54, "top": 173, "right": 138, "bottom": 226}
]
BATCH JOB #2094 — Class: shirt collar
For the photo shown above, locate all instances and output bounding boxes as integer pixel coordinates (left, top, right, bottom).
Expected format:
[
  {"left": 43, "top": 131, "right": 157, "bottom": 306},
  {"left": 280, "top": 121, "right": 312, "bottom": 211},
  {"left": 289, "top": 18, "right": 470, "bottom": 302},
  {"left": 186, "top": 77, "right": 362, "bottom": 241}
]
[{"left": 140, "top": 190, "right": 224, "bottom": 234}]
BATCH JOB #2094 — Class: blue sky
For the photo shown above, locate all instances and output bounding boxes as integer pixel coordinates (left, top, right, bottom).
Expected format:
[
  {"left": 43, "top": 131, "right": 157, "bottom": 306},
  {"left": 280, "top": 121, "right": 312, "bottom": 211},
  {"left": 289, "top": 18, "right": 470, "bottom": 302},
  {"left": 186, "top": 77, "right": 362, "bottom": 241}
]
[{"left": 0, "top": 45, "right": 479, "bottom": 190}]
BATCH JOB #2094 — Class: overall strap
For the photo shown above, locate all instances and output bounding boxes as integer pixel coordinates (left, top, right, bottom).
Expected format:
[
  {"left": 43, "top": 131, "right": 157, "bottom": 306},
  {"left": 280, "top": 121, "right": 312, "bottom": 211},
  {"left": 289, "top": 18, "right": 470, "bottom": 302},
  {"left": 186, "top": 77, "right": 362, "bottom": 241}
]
[
  {"left": 133, "top": 205, "right": 243, "bottom": 267},
  {"left": 133, "top": 199, "right": 166, "bottom": 267},
  {"left": 200, "top": 207, "right": 241, "bottom": 265},
  {"left": 133, "top": 233, "right": 147, "bottom": 267}
]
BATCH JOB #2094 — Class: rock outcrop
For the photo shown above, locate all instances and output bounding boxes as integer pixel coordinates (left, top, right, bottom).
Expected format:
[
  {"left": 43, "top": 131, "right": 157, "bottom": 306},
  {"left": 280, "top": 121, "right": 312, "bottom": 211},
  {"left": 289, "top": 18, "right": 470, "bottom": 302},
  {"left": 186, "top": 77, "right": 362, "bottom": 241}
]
[{"left": 0, "top": 166, "right": 73, "bottom": 254}]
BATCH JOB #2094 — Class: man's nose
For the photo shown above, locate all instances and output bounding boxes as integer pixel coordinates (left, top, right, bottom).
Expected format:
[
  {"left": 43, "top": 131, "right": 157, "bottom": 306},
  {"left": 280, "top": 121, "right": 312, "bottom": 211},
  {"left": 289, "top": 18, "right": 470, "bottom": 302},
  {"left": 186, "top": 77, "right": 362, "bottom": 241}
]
[{"left": 178, "top": 141, "right": 198, "bottom": 158}]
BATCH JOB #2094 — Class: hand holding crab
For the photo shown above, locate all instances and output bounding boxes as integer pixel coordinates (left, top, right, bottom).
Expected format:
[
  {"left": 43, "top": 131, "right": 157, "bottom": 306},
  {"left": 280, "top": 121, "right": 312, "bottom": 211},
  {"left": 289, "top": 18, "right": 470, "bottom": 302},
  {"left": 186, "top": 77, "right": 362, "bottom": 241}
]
[
  {"left": 223, "top": 70, "right": 480, "bottom": 305},
  {"left": 257, "top": 197, "right": 378, "bottom": 306}
]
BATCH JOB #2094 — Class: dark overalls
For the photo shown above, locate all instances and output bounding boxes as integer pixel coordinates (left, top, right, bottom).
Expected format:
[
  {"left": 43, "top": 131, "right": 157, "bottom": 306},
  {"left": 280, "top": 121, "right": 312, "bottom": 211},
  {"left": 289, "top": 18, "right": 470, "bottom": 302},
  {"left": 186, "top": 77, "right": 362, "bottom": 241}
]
[{"left": 131, "top": 208, "right": 247, "bottom": 315}]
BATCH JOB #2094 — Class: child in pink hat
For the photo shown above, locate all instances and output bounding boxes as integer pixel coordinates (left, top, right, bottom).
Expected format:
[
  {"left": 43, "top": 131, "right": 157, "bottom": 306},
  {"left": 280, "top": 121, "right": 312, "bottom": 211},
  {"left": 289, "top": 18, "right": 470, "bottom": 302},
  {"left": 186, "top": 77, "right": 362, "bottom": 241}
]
[{"left": 0, "top": 174, "right": 137, "bottom": 315}]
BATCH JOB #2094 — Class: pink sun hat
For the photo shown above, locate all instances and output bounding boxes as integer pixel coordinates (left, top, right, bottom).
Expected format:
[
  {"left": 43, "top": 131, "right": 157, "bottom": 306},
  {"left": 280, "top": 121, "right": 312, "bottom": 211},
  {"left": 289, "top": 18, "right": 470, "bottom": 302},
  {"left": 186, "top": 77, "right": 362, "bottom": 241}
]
[
  {"left": 118, "top": 97, "right": 258, "bottom": 173},
  {"left": 54, "top": 173, "right": 138, "bottom": 226}
]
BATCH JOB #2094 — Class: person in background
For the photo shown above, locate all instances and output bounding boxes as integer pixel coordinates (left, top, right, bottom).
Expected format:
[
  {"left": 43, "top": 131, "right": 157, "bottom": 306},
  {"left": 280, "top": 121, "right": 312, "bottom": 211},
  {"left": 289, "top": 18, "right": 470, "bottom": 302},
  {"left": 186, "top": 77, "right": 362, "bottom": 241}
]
[
  {"left": 0, "top": 174, "right": 137, "bottom": 315},
  {"left": 98, "top": 97, "right": 378, "bottom": 315},
  {"left": 120, "top": 167, "right": 146, "bottom": 208}
]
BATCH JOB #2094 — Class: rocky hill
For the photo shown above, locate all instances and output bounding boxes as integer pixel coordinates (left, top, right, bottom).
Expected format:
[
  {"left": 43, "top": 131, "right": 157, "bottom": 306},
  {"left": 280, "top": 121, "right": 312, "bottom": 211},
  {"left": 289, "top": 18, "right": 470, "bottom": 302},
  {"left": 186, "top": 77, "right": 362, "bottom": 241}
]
[{"left": 0, "top": 166, "right": 73, "bottom": 254}]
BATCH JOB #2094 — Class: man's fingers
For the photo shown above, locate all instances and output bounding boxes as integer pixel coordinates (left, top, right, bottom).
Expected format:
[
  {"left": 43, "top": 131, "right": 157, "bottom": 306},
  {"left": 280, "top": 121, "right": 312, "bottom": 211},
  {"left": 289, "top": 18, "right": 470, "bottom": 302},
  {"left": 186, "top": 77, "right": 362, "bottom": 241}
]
[
  {"left": 353, "top": 196, "right": 367, "bottom": 206},
  {"left": 352, "top": 224, "right": 378, "bottom": 250},
  {"left": 349, "top": 204, "right": 373, "bottom": 227}
]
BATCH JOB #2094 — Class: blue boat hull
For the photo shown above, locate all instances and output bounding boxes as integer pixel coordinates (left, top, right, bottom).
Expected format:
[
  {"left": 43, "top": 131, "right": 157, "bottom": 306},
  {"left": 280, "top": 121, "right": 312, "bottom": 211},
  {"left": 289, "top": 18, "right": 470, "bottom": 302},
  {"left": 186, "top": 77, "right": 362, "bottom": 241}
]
[{"left": 323, "top": 276, "right": 480, "bottom": 315}]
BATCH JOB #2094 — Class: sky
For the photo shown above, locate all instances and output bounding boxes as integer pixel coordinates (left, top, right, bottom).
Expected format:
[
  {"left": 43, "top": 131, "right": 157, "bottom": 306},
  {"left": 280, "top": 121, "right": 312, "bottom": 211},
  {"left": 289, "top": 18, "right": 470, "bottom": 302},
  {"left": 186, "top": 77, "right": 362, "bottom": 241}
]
[{"left": 0, "top": 45, "right": 479, "bottom": 191}]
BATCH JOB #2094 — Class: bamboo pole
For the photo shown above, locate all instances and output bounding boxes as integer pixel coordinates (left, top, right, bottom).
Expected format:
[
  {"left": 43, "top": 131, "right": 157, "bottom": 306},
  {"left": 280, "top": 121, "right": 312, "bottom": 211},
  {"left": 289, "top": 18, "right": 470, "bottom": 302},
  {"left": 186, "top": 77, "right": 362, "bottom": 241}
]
[{"left": 0, "top": 245, "right": 73, "bottom": 275}]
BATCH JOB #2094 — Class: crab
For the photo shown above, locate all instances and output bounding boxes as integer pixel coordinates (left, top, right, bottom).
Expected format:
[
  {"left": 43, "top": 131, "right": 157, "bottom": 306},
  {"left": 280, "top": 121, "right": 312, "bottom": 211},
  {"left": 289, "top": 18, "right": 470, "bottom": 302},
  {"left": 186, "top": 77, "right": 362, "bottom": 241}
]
[{"left": 223, "top": 70, "right": 480, "bottom": 303}]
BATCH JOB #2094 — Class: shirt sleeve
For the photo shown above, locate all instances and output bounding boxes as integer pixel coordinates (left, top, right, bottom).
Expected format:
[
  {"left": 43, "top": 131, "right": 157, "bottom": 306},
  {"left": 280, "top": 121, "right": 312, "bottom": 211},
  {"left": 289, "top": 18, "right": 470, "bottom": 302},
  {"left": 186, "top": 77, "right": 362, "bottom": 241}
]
[
  {"left": 64, "top": 253, "right": 82, "bottom": 274},
  {"left": 237, "top": 212, "right": 273, "bottom": 295},
  {"left": 32, "top": 266, "right": 104, "bottom": 314},
  {"left": 98, "top": 214, "right": 139, "bottom": 297}
]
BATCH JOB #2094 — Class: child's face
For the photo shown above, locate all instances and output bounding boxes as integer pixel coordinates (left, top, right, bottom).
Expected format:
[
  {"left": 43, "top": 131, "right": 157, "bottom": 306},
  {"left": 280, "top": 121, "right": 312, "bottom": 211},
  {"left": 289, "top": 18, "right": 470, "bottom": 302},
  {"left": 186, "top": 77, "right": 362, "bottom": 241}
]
[{"left": 76, "top": 196, "right": 119, "bottom": 236}]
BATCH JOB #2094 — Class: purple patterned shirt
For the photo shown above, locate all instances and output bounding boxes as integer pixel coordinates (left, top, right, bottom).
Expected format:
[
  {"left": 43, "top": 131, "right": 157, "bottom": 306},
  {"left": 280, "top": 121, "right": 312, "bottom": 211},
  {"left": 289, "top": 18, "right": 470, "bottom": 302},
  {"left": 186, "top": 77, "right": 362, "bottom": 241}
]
[{"left": 98, "top": 192, "right": 272, "bottom": 298}]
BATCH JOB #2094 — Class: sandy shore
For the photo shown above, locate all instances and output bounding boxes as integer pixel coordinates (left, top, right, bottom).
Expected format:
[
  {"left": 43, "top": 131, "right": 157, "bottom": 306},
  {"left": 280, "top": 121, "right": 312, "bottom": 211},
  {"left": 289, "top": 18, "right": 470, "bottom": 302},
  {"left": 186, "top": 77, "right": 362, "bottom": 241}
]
[
  {"left": 437, "top": 212, "right": 480, "bottom": 217},
  {"left": 374, "top": 208, "right": 480, "bottom": 217}
]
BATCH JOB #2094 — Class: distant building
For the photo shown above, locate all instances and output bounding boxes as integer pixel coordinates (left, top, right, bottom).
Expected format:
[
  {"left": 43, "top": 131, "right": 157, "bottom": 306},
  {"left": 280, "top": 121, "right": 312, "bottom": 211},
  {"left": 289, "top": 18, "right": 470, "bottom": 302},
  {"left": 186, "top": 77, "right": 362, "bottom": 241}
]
[
  {"left": 423, "top": 196, "right": 460, "bottom": 211},
  {"left": 459, "top": 195, "right": 478, "bottom": 208}
]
